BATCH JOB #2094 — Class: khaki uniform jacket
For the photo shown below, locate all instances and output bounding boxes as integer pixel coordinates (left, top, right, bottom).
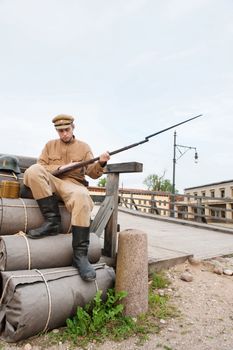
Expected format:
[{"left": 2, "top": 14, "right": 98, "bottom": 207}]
[{"left": 37, "top": 137, "right": 105, "bottom": 185}]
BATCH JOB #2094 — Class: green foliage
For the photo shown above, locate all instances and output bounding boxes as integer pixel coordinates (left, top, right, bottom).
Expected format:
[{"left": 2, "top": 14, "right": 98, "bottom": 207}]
[
  {"left": 97, "top": 176, "right": 107, "bottom": 187},
  {"left": 150, "top": 271, "right": 170, "bottom": 289},
  {"left": 50, "top": 272, "right": 179, "bottom": 349},
  {"left": 149, "top": 272, "right": 179, "bottom": 320},
  {"left": 149, "top": 293, "right": 170, "bottom": 319},
  {"left": 143, "top": 172, "right": 175, "bottom": 192},
  {"left": 64, "top": 289, "right": 135, "bottom": 346}
]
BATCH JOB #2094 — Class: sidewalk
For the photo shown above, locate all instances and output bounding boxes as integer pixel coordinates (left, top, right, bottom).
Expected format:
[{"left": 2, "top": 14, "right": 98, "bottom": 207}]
[{"left": 116, "top": 208, "right": 233, "bottom": 271}]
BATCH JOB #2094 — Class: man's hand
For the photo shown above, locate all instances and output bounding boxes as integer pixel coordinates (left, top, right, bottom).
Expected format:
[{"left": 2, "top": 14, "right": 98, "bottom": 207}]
[
  {"left": 99, "top": 152, "right": 110, "bottom": 166},
  {"left": 56, "top": 152, "right": 110, "bottom": 173}
]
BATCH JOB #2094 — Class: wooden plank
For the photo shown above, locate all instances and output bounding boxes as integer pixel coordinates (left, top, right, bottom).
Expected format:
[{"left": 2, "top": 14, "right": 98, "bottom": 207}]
[
  {"left": 90, "top": 196, "right": 114, "bottom": 236},
  {"left": 103, "top": 173, "right": 119, "bottom": 258},
  {"left": 105, "top": 162, "right": 143, "bottom": 174}
]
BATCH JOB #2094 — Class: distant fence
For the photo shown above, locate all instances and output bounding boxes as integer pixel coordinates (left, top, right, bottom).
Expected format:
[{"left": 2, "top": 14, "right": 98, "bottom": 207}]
[{"left": 118, "top": 191, "right": 233, "bottom": 227}]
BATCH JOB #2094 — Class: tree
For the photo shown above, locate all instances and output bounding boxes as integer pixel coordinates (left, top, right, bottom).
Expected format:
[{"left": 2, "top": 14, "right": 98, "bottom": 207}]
[
  {"left": 143, "top": 172, "right": 175, "bottom": 192},
  {"left": 97, "top": 176, "right": 107, "bottom": 187}
]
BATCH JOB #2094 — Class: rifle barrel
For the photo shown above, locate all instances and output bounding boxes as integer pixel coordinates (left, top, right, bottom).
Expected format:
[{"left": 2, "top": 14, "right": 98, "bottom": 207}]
[{"left": 109, "top": 139, "right": 149, "bottom": 156}]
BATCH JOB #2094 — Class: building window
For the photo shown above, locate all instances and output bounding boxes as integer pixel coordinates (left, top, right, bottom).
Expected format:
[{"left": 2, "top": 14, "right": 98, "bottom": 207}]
[
  {"left": 210, "top": 190, "right": 215, "bottom": 198},
  {"left": 194, "top": 192, "right": 198, "bottom": 197},
  {"left": 201, "top": 191, "right": 206, "bottom": 197},
  {"left": 220, "top": 189, "right": 225, "bottom": 198}
]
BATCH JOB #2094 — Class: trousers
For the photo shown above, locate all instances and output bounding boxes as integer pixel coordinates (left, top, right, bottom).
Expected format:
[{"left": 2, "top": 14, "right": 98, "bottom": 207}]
[{"left": 24, "top": 164, "right": 94, "bottom": 227}]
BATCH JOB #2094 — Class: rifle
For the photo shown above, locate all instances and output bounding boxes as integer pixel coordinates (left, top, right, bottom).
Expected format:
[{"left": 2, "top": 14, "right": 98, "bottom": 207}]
[{"left": 53, "top": 114, "right": 202, "bottom": 177}]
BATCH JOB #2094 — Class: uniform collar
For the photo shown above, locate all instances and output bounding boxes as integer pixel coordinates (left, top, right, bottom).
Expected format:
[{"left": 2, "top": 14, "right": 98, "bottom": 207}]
[{"left": 60, "top": 135, "right": 76, "bottom": 144}]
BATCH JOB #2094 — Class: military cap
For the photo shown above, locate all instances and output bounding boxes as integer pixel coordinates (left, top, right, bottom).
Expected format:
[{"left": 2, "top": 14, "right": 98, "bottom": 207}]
[{"left": 52, "top": 114, "right": 74, "bottom": 129}]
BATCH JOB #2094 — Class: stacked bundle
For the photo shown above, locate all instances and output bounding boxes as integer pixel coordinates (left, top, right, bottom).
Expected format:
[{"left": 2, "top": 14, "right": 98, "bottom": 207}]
[
  {"left": 0, "top": 197, "right": 71, "bottom": 235},
  {"left": 0, "top": 219, "right": 115, "bottom": 342},
  {"left": 0, "top": 155, "right": 115, "bottom": 343},
  {"left": 0, "top": 264, "right": 115, "bottom": 342}
]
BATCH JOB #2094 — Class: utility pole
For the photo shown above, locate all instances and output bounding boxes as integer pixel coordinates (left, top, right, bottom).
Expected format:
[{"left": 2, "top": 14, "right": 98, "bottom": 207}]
[{"left": 171, "top": 131, "right": 198, "bottom": 217}]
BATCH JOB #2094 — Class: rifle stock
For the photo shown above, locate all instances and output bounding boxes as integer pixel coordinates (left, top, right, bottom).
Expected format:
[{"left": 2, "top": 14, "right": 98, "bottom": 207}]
[{"left": 52, "top": 114, "right": 202, "bottom": 177}]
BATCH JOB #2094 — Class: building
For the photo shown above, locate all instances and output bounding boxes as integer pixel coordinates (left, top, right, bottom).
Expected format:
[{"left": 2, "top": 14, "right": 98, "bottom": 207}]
[
  {"left": 184, "top": 180, "right": 233, "bottom": 199},
  {"left": 183, "top": 180, "right": 233, "bottom": 223},
  {"left": 118, "top": 188, "right": 172, "bottom": 216},
  {"left": 89, "top": 185, "right": 180, "bottom": 217}
]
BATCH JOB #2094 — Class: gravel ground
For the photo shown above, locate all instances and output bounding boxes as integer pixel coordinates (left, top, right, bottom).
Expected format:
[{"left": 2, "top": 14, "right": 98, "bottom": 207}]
[{"left": 1, "top": 256, "right": 233, "bottom": 350}]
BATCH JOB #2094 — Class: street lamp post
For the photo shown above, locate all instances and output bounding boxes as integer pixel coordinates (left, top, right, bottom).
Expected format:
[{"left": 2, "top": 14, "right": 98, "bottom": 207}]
[{"left": 171, "top": 131, "right": 198, "bottom": 216}]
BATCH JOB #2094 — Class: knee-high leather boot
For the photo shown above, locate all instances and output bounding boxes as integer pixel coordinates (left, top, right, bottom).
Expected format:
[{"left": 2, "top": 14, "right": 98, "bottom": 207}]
[
  {"left": 72, "top": 225, "right": 96, "bottom": 281},
  {"left": 27, "top": 194, "right": 61, "bottom": 239}
]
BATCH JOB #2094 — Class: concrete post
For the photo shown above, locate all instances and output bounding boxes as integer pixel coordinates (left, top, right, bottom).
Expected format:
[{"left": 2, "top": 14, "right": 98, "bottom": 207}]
[
  {"left": 115, "top": 229, "right": 148, "bottom": 316},
  {"left": 226, "top": 203, "right": 232, "bottom": 220}
]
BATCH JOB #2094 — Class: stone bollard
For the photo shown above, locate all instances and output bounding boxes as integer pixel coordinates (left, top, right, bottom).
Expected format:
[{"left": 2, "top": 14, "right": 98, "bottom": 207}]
[{"left": 115, "top": 229, "right": 148, "bottom": 316}]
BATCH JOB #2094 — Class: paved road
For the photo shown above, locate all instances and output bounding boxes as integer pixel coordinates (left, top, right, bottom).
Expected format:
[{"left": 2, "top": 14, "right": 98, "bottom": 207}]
[{"left": 116, "top": 208, "right": 233, "bottom": 262}]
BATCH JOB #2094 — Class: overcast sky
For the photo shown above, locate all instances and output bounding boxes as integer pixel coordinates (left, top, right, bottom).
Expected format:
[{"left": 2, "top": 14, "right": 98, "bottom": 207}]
[{"left": 0, "top": 0, "right": 232, "bottom": 192}]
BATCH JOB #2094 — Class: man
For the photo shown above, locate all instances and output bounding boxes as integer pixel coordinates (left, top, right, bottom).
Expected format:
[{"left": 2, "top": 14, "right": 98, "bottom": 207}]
[{"left": 24, "top": 114, "right": 110, "bottom": 281}]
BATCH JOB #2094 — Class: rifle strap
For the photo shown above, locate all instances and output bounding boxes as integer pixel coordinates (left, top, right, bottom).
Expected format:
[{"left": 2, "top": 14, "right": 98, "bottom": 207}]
[{"left": 75, "top": 178, "right": 89, "bottom": 187}]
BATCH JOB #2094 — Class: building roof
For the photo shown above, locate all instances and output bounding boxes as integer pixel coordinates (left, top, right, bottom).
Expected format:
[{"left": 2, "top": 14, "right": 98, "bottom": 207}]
[
  {"left": 89, "top": 185, "right": 171, "bottom": 196},
  {"left": 185, "top": 179, "right": 233, "bottom": 191}
]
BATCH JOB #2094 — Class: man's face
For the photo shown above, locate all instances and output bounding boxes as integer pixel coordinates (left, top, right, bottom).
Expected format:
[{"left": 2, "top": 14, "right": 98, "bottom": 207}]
[{"left": 57, "top": 125, "right": 74, "bottom": 143}]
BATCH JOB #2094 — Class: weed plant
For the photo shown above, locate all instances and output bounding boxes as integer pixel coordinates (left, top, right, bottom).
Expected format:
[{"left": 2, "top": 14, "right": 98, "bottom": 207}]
[
  {"left": 65, "top": 289, "right": 135, "bottom": 346},
  {"left": 50, "top": 271, "right": 178, "bottom": 348}
]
